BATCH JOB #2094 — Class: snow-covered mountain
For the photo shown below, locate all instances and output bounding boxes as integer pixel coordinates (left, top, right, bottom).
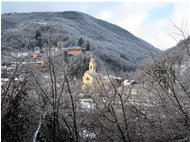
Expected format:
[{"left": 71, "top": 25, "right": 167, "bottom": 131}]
[{"left": 1, "top": 11, "right": 161, "bottom": 71}]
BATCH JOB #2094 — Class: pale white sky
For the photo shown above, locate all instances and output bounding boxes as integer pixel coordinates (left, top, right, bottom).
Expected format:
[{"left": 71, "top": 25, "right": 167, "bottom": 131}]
[{"left": 1, "top": 1, "right": 190, "bottom": 50}]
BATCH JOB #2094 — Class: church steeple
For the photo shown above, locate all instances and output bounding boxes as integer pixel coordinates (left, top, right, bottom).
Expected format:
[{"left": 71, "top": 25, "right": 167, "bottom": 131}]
[{"left": 89, "top": 57, "right": 96, "bottom": 72}]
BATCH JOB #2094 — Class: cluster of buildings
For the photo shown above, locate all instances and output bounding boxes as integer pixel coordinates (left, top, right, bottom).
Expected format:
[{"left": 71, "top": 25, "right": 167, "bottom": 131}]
[
  {"left": 1, "top": 45, "right": 87, "bottom": 85},
  {"left": 79, "top": 57, "right": 138, "bottom": 111},
  {"left": 80, "top": 58, "right": 160, "bottom": 115},
  {"left": 82, "top": 57, "right": 136, "bottom": 90},
  {"left": 1, "top": 61, "right": 24, "bottom": 85}
]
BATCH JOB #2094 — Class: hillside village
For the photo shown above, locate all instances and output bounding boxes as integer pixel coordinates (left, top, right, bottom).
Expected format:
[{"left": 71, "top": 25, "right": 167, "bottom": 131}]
[
  {"left": 2, "top": 39, "right": 137, "bottom": 96},
  {"left": 1, "top": 39, "right": 88, "bottom": 82},
  {"left": 1, "top": 11, "right": 190, "bottom": 142}
]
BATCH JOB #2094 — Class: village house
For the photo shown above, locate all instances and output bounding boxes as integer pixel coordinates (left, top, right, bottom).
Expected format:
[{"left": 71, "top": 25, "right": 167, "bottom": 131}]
[
  {"left": 32, "top": 50, "right": 42, "bottom": 58},
  {"left": 32, "top": 58, "right": 48, "bottom": 68},
  {"left": 11, "top": 52, "right": 30, "bottom": 58},
  {"left": 66, "top": 46, "right": 86, "bottom": 56}
]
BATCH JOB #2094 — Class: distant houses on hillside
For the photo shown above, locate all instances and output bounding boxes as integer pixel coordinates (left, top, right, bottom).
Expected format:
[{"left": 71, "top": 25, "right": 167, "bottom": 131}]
[
  {"left": 6, "top": 45, "right": 87, "bottom": 71},
  {"left": 11, "top": 52, "right": 30, "bottom": 58},
  {"left": 10, "top": 44, "right": 87, "bottom": 60}
]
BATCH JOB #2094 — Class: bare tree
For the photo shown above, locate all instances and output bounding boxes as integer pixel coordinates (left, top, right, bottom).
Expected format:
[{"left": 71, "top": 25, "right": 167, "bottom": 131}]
[{"left": 169, "top": 20, "right": 190, "bottom": 56}]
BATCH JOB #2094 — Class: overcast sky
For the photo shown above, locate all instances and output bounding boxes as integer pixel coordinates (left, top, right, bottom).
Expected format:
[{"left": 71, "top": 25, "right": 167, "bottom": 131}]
[{"left": 1, "top": 1, "right": 189, "bottom": 50}]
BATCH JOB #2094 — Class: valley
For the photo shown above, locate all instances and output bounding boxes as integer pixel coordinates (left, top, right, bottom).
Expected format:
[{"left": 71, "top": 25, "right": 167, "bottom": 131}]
[{"left": 1, "top": 11, "right": 190, "bottom": 142}]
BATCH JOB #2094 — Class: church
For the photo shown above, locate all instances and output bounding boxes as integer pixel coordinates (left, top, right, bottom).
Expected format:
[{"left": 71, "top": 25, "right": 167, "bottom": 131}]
[
  {"left": 82, "top": 57, "right": 97, "bottom": 85},
  {"left": 82, "top": 57, "right": 123, "bottom": 88}
]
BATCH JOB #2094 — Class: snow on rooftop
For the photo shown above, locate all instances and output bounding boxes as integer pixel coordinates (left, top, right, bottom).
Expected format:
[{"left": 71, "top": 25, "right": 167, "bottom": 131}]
[{"left": 79, "top": 129, "right": 97, "bottom": 139}]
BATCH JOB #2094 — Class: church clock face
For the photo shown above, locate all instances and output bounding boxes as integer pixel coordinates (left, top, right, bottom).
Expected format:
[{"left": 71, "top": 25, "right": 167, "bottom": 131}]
[{"left": 86, "top": 77, "right": 90, "bottom": 81}]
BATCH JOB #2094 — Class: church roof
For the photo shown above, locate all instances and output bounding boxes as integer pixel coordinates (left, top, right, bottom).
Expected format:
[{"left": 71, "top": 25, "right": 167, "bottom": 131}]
[
  {"left": 89, "top": 72, "right": 122, "bottom": 81},
  {"left": 68, "top": 45, "right": 86, "bottom": 50},
  {"left": 102, "top": 75, "right": 122, "bottom": 80},
  {"left": 89, "top": 72, "right": 104, "bottom": 78}
]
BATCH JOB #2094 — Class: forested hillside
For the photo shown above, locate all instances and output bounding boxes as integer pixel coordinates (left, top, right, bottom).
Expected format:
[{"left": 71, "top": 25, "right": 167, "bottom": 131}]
[
  {"left": 1, "top": 11, "right": 161, "bottom": 72},
  {"left": 161, "top": 36, "right": 190, "bottom": 65}
]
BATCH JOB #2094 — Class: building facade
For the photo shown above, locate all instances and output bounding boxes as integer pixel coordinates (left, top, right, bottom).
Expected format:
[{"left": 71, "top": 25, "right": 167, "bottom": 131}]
[
  {"left": 83, "top": 57, "right": 96, "bottom": 85},
  {"left": 67, "top": 47, "right": 86, "bottom": 56}
]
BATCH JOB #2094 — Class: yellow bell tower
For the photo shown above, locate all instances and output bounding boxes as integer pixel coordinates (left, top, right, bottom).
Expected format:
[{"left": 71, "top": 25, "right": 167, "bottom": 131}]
[
  {"left": 83, "top": 57, "right": 96, "bottom": 85},
  {"left": 89, "top": 57, "right": 96, "bottom": 72}
]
